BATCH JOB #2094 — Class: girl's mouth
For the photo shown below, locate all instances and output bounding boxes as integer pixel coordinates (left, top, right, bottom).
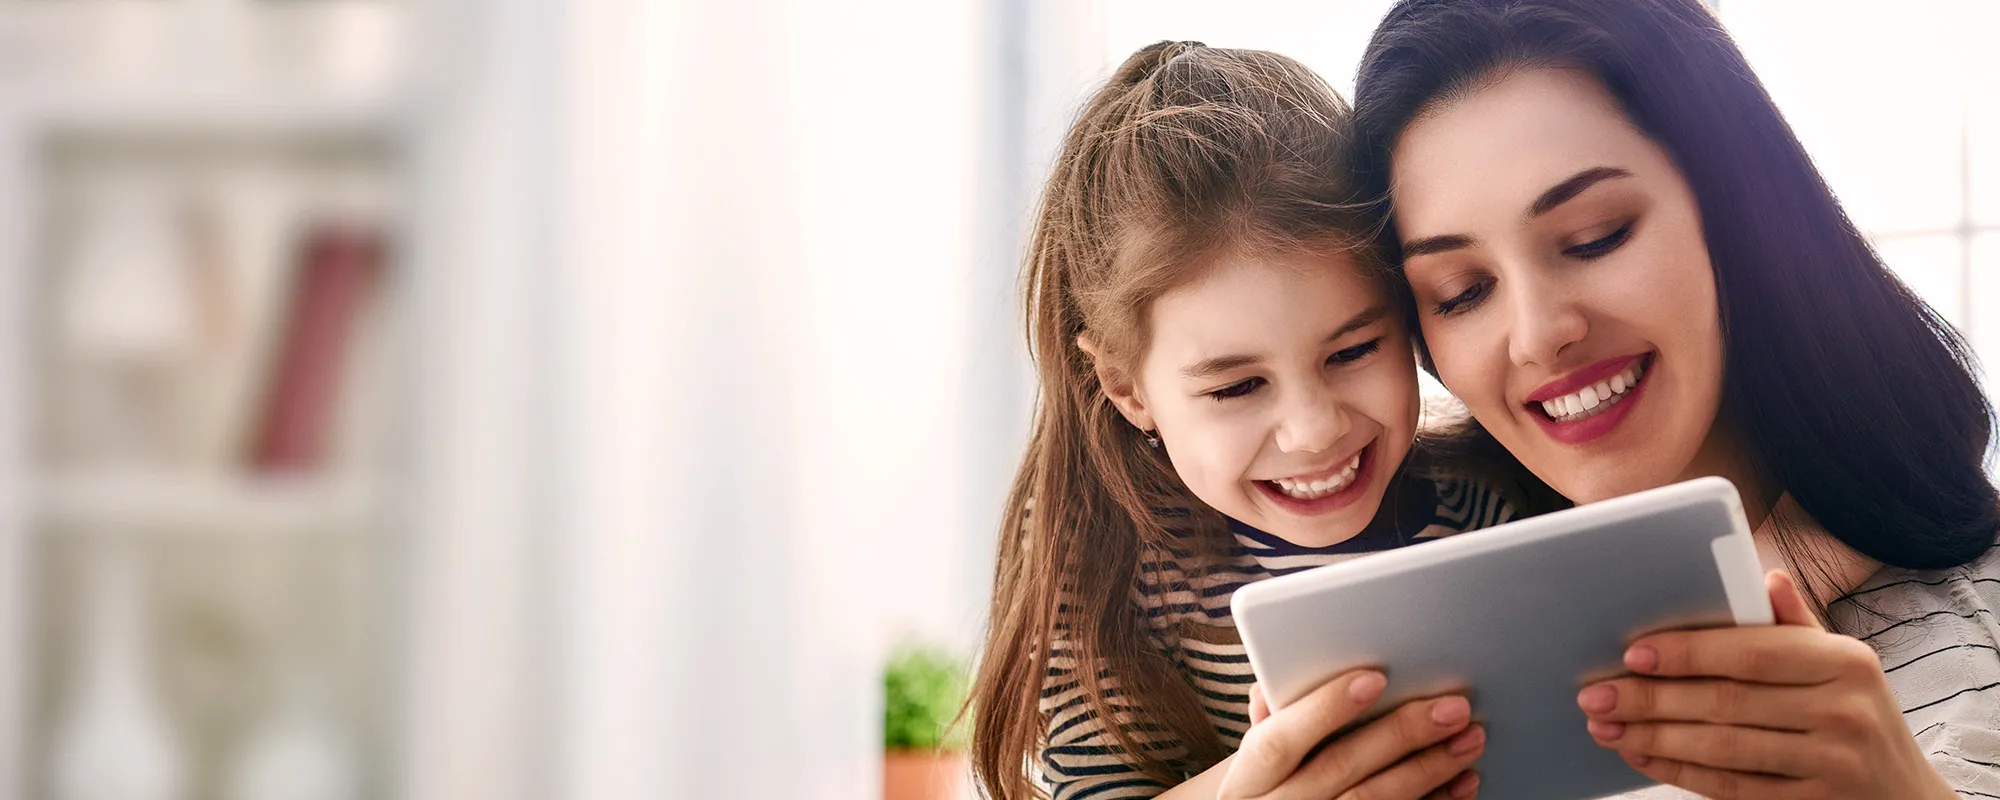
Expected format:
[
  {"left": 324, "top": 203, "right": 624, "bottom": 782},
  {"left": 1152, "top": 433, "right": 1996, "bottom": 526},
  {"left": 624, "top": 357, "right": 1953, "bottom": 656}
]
[{"left": 1254, "top": 442, "right": 1375, "bottom": 514}]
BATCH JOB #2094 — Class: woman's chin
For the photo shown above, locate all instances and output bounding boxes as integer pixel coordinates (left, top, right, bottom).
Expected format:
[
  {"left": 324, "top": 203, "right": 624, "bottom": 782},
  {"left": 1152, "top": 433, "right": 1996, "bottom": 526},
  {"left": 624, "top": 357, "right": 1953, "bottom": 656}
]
[{"left": 1543, "top": 465, "right": 1677, "bottom": 505}]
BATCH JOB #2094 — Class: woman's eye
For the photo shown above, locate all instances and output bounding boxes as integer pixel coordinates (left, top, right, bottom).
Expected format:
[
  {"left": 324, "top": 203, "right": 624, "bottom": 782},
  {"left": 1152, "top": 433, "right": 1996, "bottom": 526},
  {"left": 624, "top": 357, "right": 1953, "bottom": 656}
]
[
  {"left": 1564, "top": 223, "right": 1633, "bottom": 260},
  {"left": 1208, "top": 377, "right": 1264, "bottom": 401},
  {"left": 1328, "top": 339, "right": 1383, "bottom": 365},
  {"left": 1433, "top": 280, "right": 1491, "bottom": 317}
]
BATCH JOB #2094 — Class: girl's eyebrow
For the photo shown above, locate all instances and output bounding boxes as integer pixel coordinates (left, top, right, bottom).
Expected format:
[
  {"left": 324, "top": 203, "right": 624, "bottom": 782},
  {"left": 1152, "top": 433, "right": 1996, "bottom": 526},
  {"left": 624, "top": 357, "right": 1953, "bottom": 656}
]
[{"left": 1178, "top": 304, "right": 1389, "bottom": 380}]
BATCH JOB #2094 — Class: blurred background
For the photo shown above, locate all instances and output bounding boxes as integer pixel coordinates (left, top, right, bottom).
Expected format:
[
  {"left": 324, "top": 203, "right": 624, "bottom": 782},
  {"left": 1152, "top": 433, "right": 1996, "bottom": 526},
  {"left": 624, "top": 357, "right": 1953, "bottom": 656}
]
[{"left": 0, "top": 0, "right": 1988, "bottom": 798}]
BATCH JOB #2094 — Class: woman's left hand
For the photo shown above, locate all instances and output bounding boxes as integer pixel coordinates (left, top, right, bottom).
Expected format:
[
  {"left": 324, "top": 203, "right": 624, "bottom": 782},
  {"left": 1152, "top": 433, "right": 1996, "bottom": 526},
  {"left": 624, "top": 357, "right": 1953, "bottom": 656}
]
[{"left": 1576, "top": 570, "right": 1956, "bottom": 800}]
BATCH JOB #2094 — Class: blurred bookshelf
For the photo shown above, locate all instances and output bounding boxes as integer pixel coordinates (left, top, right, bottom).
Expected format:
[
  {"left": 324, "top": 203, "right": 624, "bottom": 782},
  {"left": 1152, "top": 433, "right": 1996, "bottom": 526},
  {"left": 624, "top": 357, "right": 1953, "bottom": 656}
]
[
  {"left": 34, "top": 471, "right": 381, "bottom": 533},
  {"left": 0, "top": 1, "right": 414, "bottom": 799}
]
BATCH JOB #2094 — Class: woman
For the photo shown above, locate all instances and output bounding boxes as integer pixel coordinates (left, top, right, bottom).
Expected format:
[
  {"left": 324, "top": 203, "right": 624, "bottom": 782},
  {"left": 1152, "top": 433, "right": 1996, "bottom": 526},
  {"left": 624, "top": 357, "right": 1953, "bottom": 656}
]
[{"left": 1349, "top": 0, "right": 2000, "bottom": 797}]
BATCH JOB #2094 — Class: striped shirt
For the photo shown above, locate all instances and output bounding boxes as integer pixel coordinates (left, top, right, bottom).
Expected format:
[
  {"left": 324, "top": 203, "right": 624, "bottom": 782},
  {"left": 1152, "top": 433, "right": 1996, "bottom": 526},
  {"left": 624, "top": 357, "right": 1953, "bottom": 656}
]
[
  {"left": 1616, "top": 542, "right": 2000, "bottom": 799},
  {"left": 1037, "top": 476, "right": 1517, "bottom": 799}
]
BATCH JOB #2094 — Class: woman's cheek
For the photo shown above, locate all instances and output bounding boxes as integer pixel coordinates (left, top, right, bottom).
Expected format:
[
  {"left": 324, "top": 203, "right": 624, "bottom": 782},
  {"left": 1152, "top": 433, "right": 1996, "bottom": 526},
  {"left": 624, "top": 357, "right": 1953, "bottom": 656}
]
[{"left": 1421, "top": 325, "right": 1496, "bottom": 415}]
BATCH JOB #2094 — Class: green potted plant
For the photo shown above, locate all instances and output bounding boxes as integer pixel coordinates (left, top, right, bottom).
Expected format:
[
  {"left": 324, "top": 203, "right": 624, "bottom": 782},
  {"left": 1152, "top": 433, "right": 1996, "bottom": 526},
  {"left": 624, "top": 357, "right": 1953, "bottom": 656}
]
[{"left": 883, "top": 643, "right": 971, "bottom": 800}]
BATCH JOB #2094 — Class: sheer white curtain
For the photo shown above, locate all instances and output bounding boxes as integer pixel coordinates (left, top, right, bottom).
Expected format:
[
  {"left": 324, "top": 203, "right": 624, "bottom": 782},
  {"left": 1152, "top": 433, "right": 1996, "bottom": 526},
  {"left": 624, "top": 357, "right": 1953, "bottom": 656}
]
[{"left": 396, "top": 0, "right": 1062, "bottom": 797}]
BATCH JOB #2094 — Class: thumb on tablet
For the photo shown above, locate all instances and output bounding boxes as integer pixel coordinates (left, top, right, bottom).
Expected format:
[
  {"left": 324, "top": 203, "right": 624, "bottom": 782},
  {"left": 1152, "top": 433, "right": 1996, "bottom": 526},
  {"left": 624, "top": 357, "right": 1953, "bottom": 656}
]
[
  {"left": 1767, "top": 569, "right": 1824, "bottom": 631},
  {"left": 1248, "top": 682, "right": 1270, "bottom": 726}
]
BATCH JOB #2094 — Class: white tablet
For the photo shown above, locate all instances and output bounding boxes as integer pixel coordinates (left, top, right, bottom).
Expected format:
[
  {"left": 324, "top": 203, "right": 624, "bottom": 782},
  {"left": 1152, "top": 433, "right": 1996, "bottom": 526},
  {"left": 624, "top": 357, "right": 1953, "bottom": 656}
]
[{"left": 1230, "top": 477, "right": 1772, "bottom": 800}]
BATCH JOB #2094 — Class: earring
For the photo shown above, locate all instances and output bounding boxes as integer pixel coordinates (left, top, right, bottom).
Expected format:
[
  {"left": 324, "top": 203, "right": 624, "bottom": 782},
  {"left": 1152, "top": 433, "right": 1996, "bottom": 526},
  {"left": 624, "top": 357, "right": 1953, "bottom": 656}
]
[{"left": 1143, "top": 430, "right": 1161, "bottom": 449}]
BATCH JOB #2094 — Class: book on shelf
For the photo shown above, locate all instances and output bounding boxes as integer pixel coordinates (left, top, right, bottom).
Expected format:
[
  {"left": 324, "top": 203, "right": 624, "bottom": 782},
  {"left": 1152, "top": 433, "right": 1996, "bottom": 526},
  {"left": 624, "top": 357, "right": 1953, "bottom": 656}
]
[{"left": 245, "top": 223, "right": 385, "bottom": 474}]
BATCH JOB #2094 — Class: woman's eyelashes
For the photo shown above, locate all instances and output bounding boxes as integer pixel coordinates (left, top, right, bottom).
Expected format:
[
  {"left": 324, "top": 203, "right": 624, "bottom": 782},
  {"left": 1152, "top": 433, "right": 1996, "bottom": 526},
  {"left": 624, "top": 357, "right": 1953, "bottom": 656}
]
[
  {"left": 1433, "top": 279, "right": 1492, "bottom": 317},
  {"left": 1425, "top": 221, "right": 1637, "bottom": 317},
  {"left": 1563, "top": 222, "right": 1634, "bottom": 260},
  {"left": 1203, "top": 339, "right": 1386, "bottom": 401}
]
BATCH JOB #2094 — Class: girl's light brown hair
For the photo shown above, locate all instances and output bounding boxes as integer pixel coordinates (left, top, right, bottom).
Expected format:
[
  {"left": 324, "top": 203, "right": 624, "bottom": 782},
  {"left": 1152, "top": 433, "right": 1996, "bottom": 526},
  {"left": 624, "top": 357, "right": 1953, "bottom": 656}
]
[{"left": 969, "top": 41, "right": 1394, "bottom": 798}]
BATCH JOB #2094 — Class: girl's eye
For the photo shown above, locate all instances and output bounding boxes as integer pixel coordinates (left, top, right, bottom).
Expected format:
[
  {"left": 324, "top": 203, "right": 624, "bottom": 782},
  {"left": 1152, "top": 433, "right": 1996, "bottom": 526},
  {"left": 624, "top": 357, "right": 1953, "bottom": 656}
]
[
  {"left": 1328, "top": 339, "right": 1382, "bottom": 365},
  {"left": 1433, "top": 280, "right": 1491, "bottom": 317},
  {"left": 1208, "top": 377, "right": 1264, "bottom": 401},
  {"left": 1564, "top": 223, "right": 1633, "bottom": 260}
]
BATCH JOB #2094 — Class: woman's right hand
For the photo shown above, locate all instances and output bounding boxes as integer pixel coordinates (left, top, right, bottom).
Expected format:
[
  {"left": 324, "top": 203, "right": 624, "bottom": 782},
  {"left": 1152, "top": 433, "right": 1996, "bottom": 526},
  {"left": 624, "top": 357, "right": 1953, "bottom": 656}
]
[{"left": 1216, "top": 670, "right": 1484, "bottom": 799}]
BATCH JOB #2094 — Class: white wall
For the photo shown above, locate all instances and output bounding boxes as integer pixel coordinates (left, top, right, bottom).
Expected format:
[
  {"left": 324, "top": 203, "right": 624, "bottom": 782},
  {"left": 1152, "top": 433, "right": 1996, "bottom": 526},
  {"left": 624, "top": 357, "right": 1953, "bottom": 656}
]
[{"left": 400, "top": 0, "right": 1035, "bottom": 797}]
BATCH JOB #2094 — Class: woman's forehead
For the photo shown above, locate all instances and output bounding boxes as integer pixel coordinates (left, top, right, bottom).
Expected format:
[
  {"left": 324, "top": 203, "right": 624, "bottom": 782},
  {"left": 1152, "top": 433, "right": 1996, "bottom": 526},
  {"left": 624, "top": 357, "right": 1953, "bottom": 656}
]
[{"left": 1389, "top": 68, "right": 1661, "bottom": 232}]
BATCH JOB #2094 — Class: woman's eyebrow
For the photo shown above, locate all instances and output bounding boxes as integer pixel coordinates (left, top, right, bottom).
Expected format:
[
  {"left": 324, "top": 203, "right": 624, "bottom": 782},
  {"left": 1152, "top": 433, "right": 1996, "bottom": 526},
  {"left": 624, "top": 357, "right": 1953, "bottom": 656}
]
[
  {"left": 1528, "top": 166, "right": 1633, "bottom": 218},
  {"left": 1400, "top": 166, "right": 1634, "bottom": 258},
  {"left": 1401, "top": 233, "right": 1474, "bottom": 258}
]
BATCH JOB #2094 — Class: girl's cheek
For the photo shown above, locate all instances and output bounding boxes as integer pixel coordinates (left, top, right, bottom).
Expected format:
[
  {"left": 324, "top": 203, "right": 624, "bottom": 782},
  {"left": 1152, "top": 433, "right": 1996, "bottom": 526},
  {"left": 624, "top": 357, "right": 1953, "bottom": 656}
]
[{"left": 1365, "top": 358, "right": 1420, "bottom": 429}]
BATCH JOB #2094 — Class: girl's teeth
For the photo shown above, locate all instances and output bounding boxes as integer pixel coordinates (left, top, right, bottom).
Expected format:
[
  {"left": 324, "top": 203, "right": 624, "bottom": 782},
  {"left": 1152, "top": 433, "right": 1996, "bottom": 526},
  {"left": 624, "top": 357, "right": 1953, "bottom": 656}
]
[
  {"left": 1271, "top": 456, "right": 1364, "bottom": 500},
  {"left": 1543, "top": 359, "right": 1648, "bottom": 423}
]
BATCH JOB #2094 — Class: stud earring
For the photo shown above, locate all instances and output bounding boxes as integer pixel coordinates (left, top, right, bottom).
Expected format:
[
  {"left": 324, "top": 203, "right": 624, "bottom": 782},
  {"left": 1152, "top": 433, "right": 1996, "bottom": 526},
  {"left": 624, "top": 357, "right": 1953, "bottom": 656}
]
[{"left": 1144, "top": 430, "right": 1161, "bottom": 449}]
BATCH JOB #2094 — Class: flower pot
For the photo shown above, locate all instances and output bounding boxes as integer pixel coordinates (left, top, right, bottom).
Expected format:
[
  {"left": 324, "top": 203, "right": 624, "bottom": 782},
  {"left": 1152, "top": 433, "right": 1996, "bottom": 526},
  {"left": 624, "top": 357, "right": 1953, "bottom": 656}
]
[{"left": 883, "top": 749, "right": 969, "bottom": 800}]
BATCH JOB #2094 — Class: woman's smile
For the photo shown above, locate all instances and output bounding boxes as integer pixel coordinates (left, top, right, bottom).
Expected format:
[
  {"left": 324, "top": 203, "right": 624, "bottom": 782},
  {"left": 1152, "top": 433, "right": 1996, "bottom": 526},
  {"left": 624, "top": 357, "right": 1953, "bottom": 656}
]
[{"left": 1526, "top": 353, "right": 1654, "bottom": 445}]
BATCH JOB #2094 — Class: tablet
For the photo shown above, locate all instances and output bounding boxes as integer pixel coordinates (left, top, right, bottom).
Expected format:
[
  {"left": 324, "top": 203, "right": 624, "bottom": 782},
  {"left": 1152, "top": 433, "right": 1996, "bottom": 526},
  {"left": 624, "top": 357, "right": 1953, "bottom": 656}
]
[{"left": 1230, "top": 477, "right": 1772, "bottom": 800}]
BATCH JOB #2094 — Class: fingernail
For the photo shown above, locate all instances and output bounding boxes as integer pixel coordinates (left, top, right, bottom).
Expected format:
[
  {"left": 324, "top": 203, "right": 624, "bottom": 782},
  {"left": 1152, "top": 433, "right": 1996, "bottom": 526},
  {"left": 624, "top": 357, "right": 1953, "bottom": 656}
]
[
  {"left": 1630, "top": 754, "right": 1652, "bottom": 768},
  {"left": 1626, "top": 645, "right": 1659, "bottom": 673},
  {"left": 1431, "top": 695, "right": 1471, "bottom": 726},
  {"left": 1448, "top": 725, "right": 1485, "bottom": 756},
  {"left": 1349, "top": 671, "right": 1387, "bottom": 703},
  {"left": 1450, "top": 771, "right": 1480, "bottom": 799},
  {"left": 1587, "top": 719, "right": 1626, "bottom": 742},
  {"left": 1577, "top": 684, "right": 1616, "bottom": 714}
]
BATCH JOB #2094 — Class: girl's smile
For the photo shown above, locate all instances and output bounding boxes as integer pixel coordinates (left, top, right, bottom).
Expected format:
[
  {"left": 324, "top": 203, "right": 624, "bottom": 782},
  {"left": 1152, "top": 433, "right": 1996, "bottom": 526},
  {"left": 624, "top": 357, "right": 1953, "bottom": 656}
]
[{"left": 1254, "top": 440, "right": 1377, "bottom": 515}]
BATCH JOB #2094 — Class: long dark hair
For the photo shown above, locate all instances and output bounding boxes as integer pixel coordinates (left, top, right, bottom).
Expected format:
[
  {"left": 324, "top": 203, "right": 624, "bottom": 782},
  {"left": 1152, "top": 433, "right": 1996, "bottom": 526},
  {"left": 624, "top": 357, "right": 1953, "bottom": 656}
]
[{"left": 1352, "top": 0, "right": 1998, "bottom": 571}]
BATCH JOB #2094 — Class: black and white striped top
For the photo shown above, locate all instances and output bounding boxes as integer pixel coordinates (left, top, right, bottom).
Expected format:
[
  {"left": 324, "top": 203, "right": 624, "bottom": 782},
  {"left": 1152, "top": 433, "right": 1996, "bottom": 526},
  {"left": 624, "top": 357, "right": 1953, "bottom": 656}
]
[{"left": 1037, "top": 476, "right": 1517, "bottom": 800}]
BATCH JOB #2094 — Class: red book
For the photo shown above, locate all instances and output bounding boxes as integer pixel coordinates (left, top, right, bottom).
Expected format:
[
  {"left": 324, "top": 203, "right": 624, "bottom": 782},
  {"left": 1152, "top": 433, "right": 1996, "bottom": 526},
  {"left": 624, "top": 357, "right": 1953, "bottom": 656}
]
[{"left": 247, "top": 224, "right": 384, "bottom": 473}]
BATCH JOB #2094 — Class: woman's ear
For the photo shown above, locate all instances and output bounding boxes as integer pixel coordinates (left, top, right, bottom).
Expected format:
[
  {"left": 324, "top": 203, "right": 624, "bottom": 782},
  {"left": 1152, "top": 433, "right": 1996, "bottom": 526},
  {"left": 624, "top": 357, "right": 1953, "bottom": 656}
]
[{"left": 1076, "top": 334, "right": 1156, "bottom": 433}]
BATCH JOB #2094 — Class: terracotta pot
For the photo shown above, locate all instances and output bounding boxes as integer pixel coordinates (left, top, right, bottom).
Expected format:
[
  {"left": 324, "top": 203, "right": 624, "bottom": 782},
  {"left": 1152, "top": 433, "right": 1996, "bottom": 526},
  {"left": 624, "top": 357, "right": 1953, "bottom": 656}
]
[{"left": 883, "top": 749, "right": 971, "bottom": 800}]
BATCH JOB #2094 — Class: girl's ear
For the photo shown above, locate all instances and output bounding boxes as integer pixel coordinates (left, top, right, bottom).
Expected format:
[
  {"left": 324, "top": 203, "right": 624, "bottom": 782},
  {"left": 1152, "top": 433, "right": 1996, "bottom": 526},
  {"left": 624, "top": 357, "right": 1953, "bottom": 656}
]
[{"left": 1076, "top": 334, "right": 1156, "bottom": 433}]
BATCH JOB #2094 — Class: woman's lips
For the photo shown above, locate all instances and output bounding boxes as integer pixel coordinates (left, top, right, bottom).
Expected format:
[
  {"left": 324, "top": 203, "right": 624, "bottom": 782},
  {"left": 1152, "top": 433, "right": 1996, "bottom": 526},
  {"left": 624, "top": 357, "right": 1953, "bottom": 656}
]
[
  {"left": 1529, "top": 354, "right": 1655, "bottom": 445},
  {"left": 1528, "top": 353, "right": 1649, "bottom": 403}
]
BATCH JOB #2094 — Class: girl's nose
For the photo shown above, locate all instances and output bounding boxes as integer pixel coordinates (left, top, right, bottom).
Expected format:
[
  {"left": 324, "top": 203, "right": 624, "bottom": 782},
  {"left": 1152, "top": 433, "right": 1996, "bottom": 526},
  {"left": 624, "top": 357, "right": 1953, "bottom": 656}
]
[{"left": 1274, "top": 391, "right": 1350, "bottom": 454}]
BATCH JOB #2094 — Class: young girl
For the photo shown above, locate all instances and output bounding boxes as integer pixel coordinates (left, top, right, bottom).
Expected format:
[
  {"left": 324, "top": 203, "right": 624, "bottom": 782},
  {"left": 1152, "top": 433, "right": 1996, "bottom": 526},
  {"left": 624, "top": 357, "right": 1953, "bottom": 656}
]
[{"left": 969, "top": 42, "right": 1526, "bottom": 800}]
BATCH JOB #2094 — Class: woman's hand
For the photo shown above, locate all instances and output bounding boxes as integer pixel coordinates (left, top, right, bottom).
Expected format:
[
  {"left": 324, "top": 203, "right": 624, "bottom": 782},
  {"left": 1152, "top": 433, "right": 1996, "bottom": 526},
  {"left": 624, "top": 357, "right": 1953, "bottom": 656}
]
[
  {"left": 1577, "top": 570, "right": 1955, "bottom": 799},
  {"left": 1193, "top": 669, "right": 1483, "bottom": 800}
]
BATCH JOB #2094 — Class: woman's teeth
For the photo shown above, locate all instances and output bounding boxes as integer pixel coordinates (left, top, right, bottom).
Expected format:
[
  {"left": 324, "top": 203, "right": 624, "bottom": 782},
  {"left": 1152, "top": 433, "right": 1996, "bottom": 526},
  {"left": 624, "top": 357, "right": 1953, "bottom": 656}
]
[
  {"left": 1271, "top": 453, "right": 1363, "bottom": 500},
  {"left": 1542, "top": 358, "right": 1648, "bottom": 423}
]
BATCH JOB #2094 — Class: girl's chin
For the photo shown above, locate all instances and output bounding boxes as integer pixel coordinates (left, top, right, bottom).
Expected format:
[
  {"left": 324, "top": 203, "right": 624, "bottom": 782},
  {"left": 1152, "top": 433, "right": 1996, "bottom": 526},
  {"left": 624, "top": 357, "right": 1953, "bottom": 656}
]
[
  {"left": 1271, "top": 523, "right": 1367, "bottom": 549},
  {"left": 1252, "top": 506, "right": 1377, "bottom": 549}
]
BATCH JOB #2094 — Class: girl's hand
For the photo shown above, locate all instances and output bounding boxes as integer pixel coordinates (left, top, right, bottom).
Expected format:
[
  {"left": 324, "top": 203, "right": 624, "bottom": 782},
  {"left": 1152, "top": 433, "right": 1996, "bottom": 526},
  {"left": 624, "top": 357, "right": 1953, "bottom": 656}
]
[
  {"left": 1577, "top": 570, "right": 1956, "bottom": 800},
  {"left": 1209, "top": 671, "right": 1483, "bottom": 800}
]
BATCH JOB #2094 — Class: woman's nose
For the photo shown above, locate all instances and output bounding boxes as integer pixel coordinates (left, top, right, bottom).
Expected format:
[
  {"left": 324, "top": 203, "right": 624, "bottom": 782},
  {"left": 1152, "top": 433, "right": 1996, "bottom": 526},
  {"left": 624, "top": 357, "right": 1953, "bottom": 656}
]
[{"left": 1505, "top": 277, "right": 1588, "bottom": 368}]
